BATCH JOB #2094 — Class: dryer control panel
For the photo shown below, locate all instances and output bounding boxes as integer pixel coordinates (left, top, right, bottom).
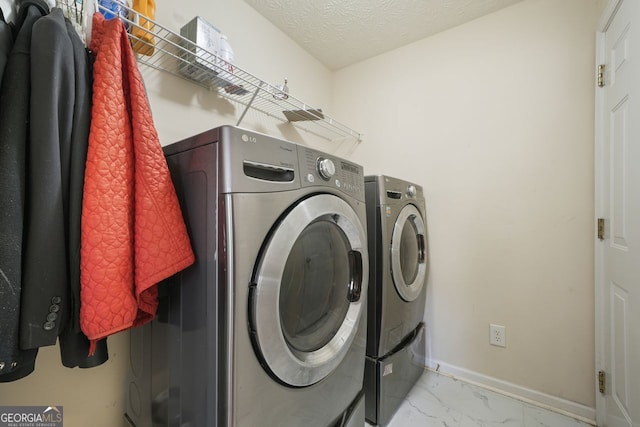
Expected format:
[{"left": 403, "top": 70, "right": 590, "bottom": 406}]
[
  {"left": 364, "top": 175, "right": 425, "bottom": 207},
  {"left": 299, "top": 147, "right": 365, "bottom": 201}
]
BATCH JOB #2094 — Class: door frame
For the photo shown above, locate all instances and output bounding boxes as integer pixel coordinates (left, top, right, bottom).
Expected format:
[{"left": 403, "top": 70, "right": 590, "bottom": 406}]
[{"left": 594, "top": 1, "right": 623, "bottom": 425}]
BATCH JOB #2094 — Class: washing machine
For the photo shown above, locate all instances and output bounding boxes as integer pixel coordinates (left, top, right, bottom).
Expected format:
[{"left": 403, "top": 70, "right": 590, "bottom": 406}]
[
  {"left": 124, "top": 126, "right": 368, "bottom": 427},
  {"left": 363, "top": 175, "right": 428, "bottom": 426}
]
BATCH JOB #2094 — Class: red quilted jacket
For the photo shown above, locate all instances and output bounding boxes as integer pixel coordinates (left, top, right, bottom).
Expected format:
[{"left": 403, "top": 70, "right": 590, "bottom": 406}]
[{"left": 81, "top": 13, "right": 194, "bottom": 353}]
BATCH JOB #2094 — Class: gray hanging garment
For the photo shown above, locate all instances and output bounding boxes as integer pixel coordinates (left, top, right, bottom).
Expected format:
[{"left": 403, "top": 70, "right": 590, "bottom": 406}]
[{"left": 0, "top": 0, "right": 49, "bottom": 383}]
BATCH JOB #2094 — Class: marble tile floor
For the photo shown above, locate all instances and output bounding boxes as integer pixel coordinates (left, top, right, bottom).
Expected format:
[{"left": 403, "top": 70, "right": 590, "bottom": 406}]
[{"left": 366, "top": 370, "right": 594, "bottom": 427}]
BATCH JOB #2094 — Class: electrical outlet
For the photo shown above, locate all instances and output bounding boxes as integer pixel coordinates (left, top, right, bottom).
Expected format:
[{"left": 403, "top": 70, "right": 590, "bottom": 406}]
[{"left": 490, "top": 324, "right": 506, "bottom": 348}]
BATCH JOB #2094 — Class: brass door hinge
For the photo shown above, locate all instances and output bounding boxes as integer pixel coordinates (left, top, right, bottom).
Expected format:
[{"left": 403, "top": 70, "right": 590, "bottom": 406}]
[
  {"left": 598, "top": 370, "right": 606, "bottom": 394},
  {"left": 598, "top": 64, "right": 606, "bottom": 88},
  {"left": 598, "top": 218, "right": 605, "bottom": 240}
]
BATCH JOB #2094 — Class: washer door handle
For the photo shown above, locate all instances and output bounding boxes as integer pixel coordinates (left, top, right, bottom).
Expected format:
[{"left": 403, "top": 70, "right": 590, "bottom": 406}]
[
  {"left": 417, "top": 233, "right": 426, "bottom": 264},
  {"left": 347, "top": 250, "right": 363, "bottom": 302}
]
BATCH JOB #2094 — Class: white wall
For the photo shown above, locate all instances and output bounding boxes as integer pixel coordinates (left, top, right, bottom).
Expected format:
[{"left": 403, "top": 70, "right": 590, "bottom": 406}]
[{"left": 333, "top": 0, "right": 601, "bottom": 414}]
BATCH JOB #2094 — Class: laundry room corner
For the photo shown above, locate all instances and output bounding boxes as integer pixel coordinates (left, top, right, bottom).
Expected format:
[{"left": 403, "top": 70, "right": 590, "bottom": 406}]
[{"left": 332, "top": 0, "right": 603, "bottom": 420}]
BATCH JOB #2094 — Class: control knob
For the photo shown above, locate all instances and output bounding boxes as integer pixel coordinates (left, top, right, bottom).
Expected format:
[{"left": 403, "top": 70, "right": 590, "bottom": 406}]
[
  {"left": 406, "top": 184, "right": 417, "bottom": 198},
  {"left": 317, "top": 157, "right": 336, "bottom": 180}
]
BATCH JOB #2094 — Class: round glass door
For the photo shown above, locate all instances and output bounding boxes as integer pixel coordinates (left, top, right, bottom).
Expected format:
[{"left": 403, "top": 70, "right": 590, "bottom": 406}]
[
  {"left": 251, "top": 194, "right": 368, "bottom": 387},
  {"left": 390, "top": 204, "right": 427, "bottom": 302}
]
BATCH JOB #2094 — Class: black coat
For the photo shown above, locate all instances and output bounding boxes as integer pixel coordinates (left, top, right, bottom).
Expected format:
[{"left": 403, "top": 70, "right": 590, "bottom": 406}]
[
  {"left": 58, "top": 14, "right": 108, "bottom": 368},
  {"left": 0, "top": 4, "right": 108, "bottom": 381},
  {"left": 0, "top": 0, "right": 48, "bottom": 382},
  {"left": 21, "top": 6, "right": 76, "bottom": 350},
  {"left": 20, "top": 7, "right": 108, "bottom": 366},
  {"left": 0, "top": 9, "right": 11, "bottom": 81}
]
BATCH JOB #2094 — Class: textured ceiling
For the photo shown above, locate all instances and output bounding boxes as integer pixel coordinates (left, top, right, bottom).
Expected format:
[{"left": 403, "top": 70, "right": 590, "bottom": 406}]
[{"left": 244, "top": 0, "right": 525, "bottom": 70}]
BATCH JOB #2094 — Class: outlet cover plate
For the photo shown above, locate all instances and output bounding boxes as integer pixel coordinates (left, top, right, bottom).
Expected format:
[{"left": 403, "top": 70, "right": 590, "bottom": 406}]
[{"left": 490, "top": 324, "right": 506, "bottom": 348}]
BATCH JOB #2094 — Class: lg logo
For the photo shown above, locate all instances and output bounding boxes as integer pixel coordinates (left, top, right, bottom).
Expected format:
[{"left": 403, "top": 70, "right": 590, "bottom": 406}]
[{"left": 241, "top": 134, "right": 257, "bottom": 143}]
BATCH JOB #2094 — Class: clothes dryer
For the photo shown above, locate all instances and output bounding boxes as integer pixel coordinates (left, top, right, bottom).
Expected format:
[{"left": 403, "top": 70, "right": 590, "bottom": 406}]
[
  {"left": 124, "top": 126, "right": 368, "bottom": 427},
  {"left": 364, "top": 175, "right": 428, "bottom": 426}
]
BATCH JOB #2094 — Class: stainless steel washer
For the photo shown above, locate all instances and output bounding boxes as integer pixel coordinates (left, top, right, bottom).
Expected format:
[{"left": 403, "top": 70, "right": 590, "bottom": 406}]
[
  {"left": 124, "top": 126, "right": 368, "bottom": 427},
  {"left": 364, "top": 175, "right": 428, "bottom": 426}
]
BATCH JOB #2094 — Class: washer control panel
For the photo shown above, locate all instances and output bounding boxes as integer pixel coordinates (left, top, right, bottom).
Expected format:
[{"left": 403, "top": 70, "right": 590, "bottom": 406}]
[{"left": 299, "top": 147, "right": 364, "bottom": 199}]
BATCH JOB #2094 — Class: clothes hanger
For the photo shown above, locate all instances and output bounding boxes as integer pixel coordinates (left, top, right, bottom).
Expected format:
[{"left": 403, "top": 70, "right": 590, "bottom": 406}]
[{"left": 55, "top": 0, "right": 96, "bottom": 45}]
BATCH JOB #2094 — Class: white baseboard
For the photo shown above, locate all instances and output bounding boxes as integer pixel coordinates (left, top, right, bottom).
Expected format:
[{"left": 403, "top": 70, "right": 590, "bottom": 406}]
[{"left": 425, "top": 360, "right": 596, "bottom": 425}]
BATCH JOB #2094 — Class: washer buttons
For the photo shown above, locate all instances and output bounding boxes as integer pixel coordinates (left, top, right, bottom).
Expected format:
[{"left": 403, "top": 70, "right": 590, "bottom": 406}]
[{"left": 43, "top": 322, "right": 55, "bottom": 331}]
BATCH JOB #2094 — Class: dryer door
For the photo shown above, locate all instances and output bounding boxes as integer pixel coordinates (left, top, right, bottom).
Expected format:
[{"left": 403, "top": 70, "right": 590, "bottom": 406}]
[
  {"left": 390, "top": 204, "right": 427, "bottom": 302},
  {"left": 251, "top": 194, "right": 368, "bottom": 387}
]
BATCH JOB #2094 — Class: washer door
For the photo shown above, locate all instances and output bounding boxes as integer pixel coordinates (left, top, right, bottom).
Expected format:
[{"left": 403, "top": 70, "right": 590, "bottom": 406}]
[
  {"left": 251, "top": 194, "right": 368, "bottom": 387},
  {"left": 390, "top": 204, "right": 427, "bottom": 302}
]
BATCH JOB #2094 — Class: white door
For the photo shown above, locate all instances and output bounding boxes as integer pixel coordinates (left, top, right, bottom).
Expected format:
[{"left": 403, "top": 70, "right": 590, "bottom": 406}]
[{"left": 596, "top": 0, "right": 640, "bottom": 425}]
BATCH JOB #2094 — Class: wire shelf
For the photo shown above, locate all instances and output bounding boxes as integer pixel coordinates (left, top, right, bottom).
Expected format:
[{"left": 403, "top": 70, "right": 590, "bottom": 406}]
[{"left": 57, "top": 1, "right": 363, "bottom": 143}]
